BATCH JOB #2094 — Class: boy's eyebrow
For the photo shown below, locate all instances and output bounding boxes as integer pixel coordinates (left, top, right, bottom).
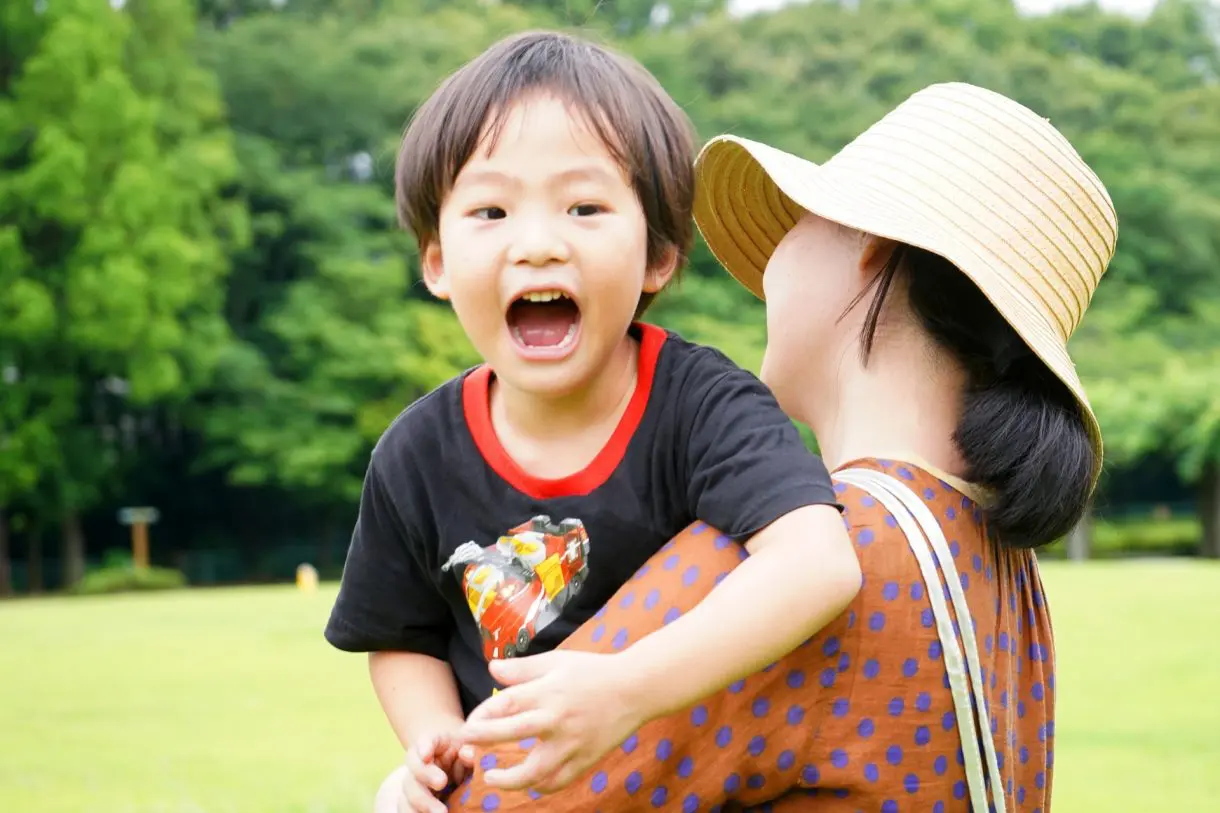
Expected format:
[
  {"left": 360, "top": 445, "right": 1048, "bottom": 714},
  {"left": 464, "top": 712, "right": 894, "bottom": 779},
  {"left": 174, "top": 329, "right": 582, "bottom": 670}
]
[
  {"left": 552, "top": 165, "right": 621, "bottom": 185},
  {"left": 454, "top": 165, "right": 622, "bottom": 191},
  {"left": 453, "top": 169, "right": 518, "bottom": 189}
]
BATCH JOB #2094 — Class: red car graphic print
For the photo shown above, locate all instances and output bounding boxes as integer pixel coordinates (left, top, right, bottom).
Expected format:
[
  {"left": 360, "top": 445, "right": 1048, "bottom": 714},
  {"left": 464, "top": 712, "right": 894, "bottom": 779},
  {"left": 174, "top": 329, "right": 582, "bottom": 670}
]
[{"left": 442, "top": 515, "right": 591, "bottom": 660}]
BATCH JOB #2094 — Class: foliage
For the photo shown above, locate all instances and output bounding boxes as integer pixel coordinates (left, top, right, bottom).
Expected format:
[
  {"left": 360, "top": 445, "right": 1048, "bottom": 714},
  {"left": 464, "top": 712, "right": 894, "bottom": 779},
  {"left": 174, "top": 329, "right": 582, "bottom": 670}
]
[
  {"left": 3, "top": 0, "right": 1220, "bottom": 578},
  {"left": 1077, "top": 296, "right": 1220, "bottom": 481},
  {"left": 72, "top": 562, "right": 188, "bottom": 595},
  {"left": 185, "top": 2, "right": 534, "bottom": 505},
  {"left": 1043, "top": 514, "right": 1202, "bottom": 559},
  {"left": 0, "top": 0, "right": 244, "bottom": 580},
  {"left": 71, "top": 549, "right": 188, "bottom": 594}
]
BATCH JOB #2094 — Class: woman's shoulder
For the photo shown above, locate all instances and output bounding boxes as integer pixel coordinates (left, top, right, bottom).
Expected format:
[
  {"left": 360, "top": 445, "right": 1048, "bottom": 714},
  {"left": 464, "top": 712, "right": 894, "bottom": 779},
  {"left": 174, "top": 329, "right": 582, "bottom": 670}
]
[
  {"left": 832, "top": 457, "right": 985, "bottom": 548},
  {"left": 834, "top": 451, "right": 985, "bottom": 522}
]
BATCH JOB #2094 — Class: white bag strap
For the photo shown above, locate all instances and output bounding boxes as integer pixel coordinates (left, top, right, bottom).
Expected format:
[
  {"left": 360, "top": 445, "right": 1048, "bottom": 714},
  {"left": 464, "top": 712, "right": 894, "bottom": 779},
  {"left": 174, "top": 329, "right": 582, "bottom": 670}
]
[{"left": 835, "top": 467, "right": 1005, "bottom": 813}]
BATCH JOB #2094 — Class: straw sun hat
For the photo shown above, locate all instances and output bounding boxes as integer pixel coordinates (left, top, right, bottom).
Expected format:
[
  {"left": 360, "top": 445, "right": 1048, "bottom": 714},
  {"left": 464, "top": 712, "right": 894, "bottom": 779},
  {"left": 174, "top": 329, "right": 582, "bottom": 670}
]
[{"left": 692, "top": 81, "right": 1118, "bottom": 487}]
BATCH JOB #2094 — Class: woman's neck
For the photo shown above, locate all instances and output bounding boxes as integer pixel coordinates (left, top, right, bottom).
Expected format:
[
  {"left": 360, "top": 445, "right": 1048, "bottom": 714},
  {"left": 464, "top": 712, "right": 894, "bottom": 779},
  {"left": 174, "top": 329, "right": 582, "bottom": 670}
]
[{"left": 801, "top": 329, "right": 969, "bottom": 479}]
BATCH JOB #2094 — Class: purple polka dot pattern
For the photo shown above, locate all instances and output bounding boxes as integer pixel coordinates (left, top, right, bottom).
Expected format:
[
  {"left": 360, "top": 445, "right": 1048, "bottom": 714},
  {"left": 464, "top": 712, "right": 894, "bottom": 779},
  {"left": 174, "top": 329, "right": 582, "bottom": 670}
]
[{"left": 446, "top": 461, "right": 1054, "bottom": 813}]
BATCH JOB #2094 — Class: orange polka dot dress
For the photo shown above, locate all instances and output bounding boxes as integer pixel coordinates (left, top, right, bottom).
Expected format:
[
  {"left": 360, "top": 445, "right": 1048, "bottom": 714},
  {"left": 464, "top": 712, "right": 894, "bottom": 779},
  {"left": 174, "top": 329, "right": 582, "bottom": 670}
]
[{"left": 446, "top": 458, "right": 1056, "bottom": 812}]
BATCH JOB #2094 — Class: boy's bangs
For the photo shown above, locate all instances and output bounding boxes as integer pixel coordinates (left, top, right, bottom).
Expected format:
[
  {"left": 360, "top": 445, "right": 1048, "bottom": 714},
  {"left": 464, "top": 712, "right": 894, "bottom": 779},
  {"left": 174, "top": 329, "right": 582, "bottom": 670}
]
[{"left": 472, "top": 89, "right": 634, "bottom": 179}]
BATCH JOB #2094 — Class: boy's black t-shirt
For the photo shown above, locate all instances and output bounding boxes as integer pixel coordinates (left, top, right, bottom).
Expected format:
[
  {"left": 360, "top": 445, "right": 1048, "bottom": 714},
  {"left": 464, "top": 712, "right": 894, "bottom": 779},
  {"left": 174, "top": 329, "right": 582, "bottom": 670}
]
[{"left": 324, "top": 323, "right": 840, "bottom": 715}]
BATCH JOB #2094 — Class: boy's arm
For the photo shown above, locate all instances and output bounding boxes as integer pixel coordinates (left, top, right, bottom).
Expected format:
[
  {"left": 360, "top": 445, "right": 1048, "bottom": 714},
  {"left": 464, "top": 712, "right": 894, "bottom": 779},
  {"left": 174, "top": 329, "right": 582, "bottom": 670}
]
[
  {"left": 371, "top": 651, "right": 466, "bottom": 750},
  {"left": 618, "top": 503, "right": 859, "bottom": 722},
  {"left": 458, "top": 515, "right": 858, "bottom": 794},
  {"left": 372, "top": 651, "right": 476, "bottom": 813},
  {"left": 611, "top": 364, "right": 860, "bottom": 720},
  {"left": 326, "top": 450, "right": 459, "bottom": 732}
]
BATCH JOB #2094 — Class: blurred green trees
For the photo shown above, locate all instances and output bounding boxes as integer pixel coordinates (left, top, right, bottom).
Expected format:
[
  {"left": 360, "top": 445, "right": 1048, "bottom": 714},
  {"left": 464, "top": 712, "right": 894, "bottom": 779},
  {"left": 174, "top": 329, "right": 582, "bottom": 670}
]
[{"left": 3, "top": 0, "right": 1219, "bottom": 592}]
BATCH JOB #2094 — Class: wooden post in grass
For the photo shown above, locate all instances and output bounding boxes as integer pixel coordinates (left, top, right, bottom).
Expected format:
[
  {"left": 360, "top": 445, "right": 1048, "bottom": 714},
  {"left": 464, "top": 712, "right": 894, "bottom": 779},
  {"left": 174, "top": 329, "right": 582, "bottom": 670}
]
[{"left": 118, "top": 507, "right": 160, "bottom": 569}]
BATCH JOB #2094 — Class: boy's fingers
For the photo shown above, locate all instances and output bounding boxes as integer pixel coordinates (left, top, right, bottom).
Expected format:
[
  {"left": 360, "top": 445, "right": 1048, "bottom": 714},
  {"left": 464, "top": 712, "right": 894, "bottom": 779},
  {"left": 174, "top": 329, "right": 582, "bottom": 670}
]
[
  {"left": 404, "top": 784, "right": 447, "bottom": 813},
  {"left": 413, "top": 733, "right": 440, "bottom": 762},
  {"left": 396, "top": 767, "right": 446, "bottom": 813},
  {"left": 403, "top": 748, "right": 425, "bottom": 782},
  {"left": 407, "top": 752, "right": 449, "bottom": 793},
  {"left": 435, "top": 741, "right": 459, "bottom": 770},
  {"left": 424, "top": 763, "right": 449, "bottom": 792},
  {"left": 457, "top": 744, "right": 476, "bottom": 765}
]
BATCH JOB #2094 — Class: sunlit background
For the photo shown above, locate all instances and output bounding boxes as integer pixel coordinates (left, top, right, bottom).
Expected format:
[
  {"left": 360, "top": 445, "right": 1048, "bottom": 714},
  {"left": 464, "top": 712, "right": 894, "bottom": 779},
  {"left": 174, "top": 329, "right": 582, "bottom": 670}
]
[{"left": 2, "top": 0, "right": 1218, "bottom": 811}]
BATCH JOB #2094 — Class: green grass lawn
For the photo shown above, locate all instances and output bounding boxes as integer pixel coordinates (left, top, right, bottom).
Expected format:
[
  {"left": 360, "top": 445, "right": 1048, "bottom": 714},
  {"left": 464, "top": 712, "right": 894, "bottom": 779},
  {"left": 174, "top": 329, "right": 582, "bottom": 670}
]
[{"left": 2, "top": 560, "right": 1217, "bottom": 812}]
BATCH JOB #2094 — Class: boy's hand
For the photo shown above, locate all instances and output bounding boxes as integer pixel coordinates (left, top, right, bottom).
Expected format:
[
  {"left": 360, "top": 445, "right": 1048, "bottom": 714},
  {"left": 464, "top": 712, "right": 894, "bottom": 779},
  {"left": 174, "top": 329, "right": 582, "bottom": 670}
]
[
  {"left": 398, "top": 730, "right": 476, "bottom": 813},
  {"left": 455, "top": 651, "right": 641, "bottom": 794}
]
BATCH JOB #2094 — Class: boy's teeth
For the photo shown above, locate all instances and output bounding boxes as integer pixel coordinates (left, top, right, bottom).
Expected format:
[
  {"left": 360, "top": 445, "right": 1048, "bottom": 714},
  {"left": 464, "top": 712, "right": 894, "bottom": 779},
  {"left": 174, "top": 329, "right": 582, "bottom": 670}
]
[{"left": 520, "top": 290, "right": 568, "bottom": 302}]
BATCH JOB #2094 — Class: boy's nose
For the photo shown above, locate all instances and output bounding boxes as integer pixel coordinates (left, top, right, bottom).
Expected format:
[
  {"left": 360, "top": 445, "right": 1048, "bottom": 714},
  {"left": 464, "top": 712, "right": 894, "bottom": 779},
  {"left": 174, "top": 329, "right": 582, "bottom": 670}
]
[{"left": 507, "top": 217, "right": 571, "bottom": 266}]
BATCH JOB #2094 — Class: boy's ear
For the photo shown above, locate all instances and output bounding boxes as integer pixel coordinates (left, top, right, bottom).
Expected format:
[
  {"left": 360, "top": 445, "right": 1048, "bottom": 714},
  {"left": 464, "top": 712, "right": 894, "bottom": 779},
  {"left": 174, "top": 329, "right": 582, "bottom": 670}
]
[
  {"left": 420, "top": 241, "right": 450, "bottom": 300},
  {"left": 642, "top": 244, "right": 680, "bottom": 294}
]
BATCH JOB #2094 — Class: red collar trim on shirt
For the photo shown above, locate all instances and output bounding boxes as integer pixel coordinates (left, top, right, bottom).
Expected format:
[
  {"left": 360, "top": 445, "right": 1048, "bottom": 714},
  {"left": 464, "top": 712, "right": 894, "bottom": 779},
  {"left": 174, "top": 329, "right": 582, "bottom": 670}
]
[{"left": 461, "top": 322, "right": 667, "bottom": 499}]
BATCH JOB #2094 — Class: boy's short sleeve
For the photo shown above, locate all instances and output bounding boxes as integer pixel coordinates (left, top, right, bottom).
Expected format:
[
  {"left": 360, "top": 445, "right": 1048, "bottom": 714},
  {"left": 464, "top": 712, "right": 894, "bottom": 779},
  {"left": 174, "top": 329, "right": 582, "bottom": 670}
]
[
  {"left": 324, "top": 456, "right": 452, "bottom": 660},
  {"left": 681, "top": 362, "right": 840, "bottom": 540}
]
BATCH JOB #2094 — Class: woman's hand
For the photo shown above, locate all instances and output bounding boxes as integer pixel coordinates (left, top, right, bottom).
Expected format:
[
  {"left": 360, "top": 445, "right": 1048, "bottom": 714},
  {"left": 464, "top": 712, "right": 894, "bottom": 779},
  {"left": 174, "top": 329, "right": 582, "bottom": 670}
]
[{"left": 455, "top": 651, "right": 643, "bottom": 793}]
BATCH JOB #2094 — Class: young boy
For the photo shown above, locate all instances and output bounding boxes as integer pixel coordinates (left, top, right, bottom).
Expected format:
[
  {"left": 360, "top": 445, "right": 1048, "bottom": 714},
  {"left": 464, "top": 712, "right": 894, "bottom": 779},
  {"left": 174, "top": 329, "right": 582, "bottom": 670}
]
[{"left": 324, "top": 30, "right": 861, "bottom": 812}]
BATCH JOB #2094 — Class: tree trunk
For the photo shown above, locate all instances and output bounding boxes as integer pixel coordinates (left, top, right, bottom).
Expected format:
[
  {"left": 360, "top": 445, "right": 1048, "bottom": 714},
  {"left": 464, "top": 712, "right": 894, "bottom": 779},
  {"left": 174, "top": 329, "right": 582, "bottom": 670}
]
[
  {"left": 0, "top": 510, "right": 11, "bottom": 597},
  {"left": 61, "top": 510, "right": 86, "bottom": 589},
  {"left": 28, "top": 526, "right": 43, "bottom": 594},
  {"left": 1200, "top": 460, "right": 1220, "bottom": 559},
  {"left": 1066, "top": 504, "right": 1092, "bottom": 562}
]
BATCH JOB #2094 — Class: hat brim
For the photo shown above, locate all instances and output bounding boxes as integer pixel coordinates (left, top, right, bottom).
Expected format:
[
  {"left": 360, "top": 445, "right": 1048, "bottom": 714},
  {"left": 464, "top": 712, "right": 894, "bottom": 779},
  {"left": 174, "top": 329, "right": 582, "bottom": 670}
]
[{"left": 693, "top": 134, "right": 1104, "bottom": 489}]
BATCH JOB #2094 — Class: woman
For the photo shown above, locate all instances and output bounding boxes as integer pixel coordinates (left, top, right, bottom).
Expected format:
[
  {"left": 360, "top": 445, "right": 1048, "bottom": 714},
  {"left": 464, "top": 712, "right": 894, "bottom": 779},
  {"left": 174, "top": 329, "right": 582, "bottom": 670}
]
[{"left": 438, "top": 81, "right": 1115, "bottom": 812}]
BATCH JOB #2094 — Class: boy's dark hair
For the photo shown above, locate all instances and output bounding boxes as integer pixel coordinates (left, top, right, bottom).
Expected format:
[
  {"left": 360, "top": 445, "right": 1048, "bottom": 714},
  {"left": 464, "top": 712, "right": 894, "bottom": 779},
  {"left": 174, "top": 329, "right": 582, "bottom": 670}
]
[
  {"left": 396, "top": 30, "right": 696, "bottom": 317},
  {"left": 852, "top": 244, "right": 1095, "bottom": 551}
]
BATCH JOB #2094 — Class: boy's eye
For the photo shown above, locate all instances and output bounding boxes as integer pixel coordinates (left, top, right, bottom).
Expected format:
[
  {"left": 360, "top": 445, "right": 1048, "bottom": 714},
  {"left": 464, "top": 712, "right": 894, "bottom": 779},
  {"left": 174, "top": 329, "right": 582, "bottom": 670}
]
[
  {"left": 569, "top": 203, "right": 604, "bottom": 217},
  {"left": 472, "top": 206, "right": 507, "bottom": 220}
]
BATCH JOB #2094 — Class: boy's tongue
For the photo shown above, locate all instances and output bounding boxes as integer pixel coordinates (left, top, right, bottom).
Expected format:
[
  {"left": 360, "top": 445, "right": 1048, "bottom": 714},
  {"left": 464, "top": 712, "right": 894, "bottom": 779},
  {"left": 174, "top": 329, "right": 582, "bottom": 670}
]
[{"left": 510, "top": 300, "right": 578, "bottom": 347}]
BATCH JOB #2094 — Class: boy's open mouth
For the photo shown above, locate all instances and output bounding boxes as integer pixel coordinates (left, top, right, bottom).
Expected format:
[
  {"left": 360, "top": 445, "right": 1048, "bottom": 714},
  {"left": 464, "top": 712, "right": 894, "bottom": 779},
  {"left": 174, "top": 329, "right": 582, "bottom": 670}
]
[{"left": 507, "top": 290, "right": 581, "bottom": 351}]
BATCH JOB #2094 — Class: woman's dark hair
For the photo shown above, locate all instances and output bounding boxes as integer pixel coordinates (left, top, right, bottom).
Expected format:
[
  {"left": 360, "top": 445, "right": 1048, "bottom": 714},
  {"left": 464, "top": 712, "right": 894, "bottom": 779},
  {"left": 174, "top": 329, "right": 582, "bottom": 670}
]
[{"left": 849, "top": 243, "right": 1095, "bottom": 549}]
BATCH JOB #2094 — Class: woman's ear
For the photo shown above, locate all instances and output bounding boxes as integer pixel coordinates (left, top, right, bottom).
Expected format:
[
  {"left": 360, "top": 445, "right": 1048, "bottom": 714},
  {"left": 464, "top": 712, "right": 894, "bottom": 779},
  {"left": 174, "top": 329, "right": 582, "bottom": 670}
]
[
  {"left": 421, "top": 241, "right": 450, "bottom": 300},
  {"left": 642, "top": 244, "right": 679, "bottom": 294},
  {"left": 860, "top": 235, "right": 899, "bottom": 280}
]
